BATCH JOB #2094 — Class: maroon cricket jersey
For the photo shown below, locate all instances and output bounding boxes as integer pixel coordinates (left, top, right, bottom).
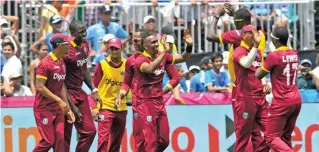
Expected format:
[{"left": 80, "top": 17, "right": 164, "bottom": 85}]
[
  {"left": 63, "top": 41, "right": 89, "bottom": 90},
  {"left": 133, "top": 52, "right": 178, "bottom": 100},
  {"left": 262, "top": 46, "right": 301, "bottom": 105},
  {"left": 34, "top": 52, "right": 66, "bottom": 111},
  {"left": 219, "top": 29, "right": 242, "bottom": 47},
  {"left": 233, "top": 44, "right": 263, "bottom": 97},
  {"left": 121, "top": 52, "right": 141, "bottom": 93}
]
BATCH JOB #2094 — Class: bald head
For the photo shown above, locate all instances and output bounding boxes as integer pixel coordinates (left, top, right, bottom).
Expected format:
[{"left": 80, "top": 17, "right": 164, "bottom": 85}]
[
  {"left": 69, "top": 20, "right": 84, "bottom": 34},
  {"left": 272, "top": 26, "right": 289, "bottom": 45}
]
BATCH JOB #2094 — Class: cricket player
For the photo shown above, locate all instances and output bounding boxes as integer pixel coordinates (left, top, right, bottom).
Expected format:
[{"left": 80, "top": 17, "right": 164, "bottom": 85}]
[
  {"left": 206, "top": 4, "right": 269, "bottom": 151},
  {"left": 91, "top": 38, "right": 127, "bottom": 152},
  {"left": 256, "top": 27, "right": 301, "bottom": 152},
  {"left": 63, "top": 20, "right": 99, "bottom": 152},
  {"left": 232, "top": 25, "right": 270, "bottom": 152},
  {"left": 33, "top": 33, "right": 75, "bottom": 151},
  {"left": 127, "top": 33, "right": 180, "bottom": 151}
]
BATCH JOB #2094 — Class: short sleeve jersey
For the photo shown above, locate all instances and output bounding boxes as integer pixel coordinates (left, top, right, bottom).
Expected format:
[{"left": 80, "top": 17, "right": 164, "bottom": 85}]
[
  {"left": 34, "top": 52, "right": 66, "bottom": 111},
  {"left": 63, "top": 41, "right": 89, "bottom": 91},
  {"left": 133, "top": 52, "right": 174, "bottom": 100},
  {"left": 233, "top": 43, "right": 263, "bottom": 97},
  {"left": 262, "top": 46, "right": 301, "bottom": 105}
]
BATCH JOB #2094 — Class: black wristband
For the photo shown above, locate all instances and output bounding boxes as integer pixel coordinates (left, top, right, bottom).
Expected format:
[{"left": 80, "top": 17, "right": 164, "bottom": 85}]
[{"left": 186, "top": 45, "right": 192, "bottom": 53}]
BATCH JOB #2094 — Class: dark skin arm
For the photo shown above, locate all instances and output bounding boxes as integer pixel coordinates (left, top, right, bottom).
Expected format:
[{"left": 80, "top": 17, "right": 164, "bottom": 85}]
[
  {"left": 84, "top": 68, "right": 102, "bottom": 105},
  {"left": 206, "top": 5, "right": 225, "bottom": 43},
  {"left": 36, "top": 78, "right": 75, "bottom": 123},
  {"left": 64, "top": 85, "right": 82, "bottom": 122}
]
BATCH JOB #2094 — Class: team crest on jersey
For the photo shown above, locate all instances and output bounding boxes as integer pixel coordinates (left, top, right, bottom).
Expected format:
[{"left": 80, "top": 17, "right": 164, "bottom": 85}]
[
  {"left": 243, "top": 112, "right": 249, "bottom": 119},
  {"left": 146, "top": 115, "right": 152, "bottom": 122},
  {"left": 42, "top": 118, "right": 48, "bottom": 124},
  {"left": 120, "top": 70, "right": 125, "bottom": 75},
  {"left": 99, "top": 115, "right": 105, "bottom": 121}
]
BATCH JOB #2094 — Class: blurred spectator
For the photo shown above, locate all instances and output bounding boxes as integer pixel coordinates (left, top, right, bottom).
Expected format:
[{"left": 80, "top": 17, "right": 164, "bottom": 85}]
[
  {"left": 8, "top": 71, "right": 32, "bottom": 97},
  {"left": 0, "top": 75, "right": 13, "bottom": 97},
  {"left": 242, "top": 0, "right": 275, "bottom": 31},
  {"left": 186, "top": 65, "right": 200, "bottom": 92},
  {"left": 29, "top": 43, "right": 48, "bottom": 95},
  {"left": 205, "top": 52, "right": 231, "bottom": 93},
  {"left": 30, "top": 15, "right": 67, "bottom": 53},
  {"left": 1, "top": 42, "right": 22, "bottom": 83},
  {"left": 39, "top": 0, "right": 63, "bottom": 37},
  {"left": 143, "top": 15, "right": 157, "bottom": 35},
  {"left": 92, "top": 34, "right": 115, "bottom": 65},
  {"left": 298, "top": 59, "right": 317, "bottom": 90},
  {"left": 1, "top": 35, "right": 22, "bottom": 58},
  {"left": 221, "top": 51, "right": 229, "bottom": 74},
  {"left": 171, "top": 65, "right": 187, "bottom": 104},
  {"left": 0, "top": 15, "right": 19, "bottom": 36},
  {"left": 159, "top": 26, "right": 178, "bottom": 54},
  {"left": 86, "top": 5, "right": 129, "bottom": 60},
  {"left": 190, "top": 56, "right": 212, "bottom": 92},
  {"left": 312, "top": 53, "right": 319, "bottom": 90}
]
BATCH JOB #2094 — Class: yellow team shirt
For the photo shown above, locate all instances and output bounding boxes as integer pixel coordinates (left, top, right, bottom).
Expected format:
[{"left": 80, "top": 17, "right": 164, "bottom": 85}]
[
  {"left": 96, "top": 57, "right": 127, "bottom": 111},
  {"left": 222, "top": 30, "right": 266, "bottom": 86},
  {"left": 41, "top": 5, "right": 59, "bottom": 36}
]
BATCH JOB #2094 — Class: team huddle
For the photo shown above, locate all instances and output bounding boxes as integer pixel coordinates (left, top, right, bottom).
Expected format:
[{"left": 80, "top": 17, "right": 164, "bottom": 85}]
[{"left": 33, "top": 3, "right": 301, "bottom": 152}]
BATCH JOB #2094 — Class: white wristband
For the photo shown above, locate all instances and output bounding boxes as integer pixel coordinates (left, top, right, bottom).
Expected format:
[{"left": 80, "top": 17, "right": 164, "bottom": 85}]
[{"left": 92, "top": 88, "right": 98, "bottom": 93}]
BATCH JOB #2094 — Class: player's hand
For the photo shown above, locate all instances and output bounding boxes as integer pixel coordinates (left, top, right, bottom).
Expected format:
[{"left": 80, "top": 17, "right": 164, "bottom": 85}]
[
  {"left": 263, "top": 84, "right": 272, "bottom": 95},
  {"left": 114, "top": 96, "right": 122, "bottom": 110},
  {"left": 66, "top": 109, "right": 75, "bottom": 123},
  {"left": 215, "top": 5, "right": 226, "bottom": 17},
  {"left": 91, "top": 110, "right": 99, "bottom": 122},
  {"left": 70, "top": 105, "right": 82, "bottom": 122},
  {"left": 160, "top": 34, "right": 170, "bottom": 53},
  {"left": 252, "top": 29, "right": 261, "bottom": 46},
  {"left": 93, "top": 91, "right": 103, "bottom": 108},
  {"left": 224, "top": 3, "right": 234, "bottom": 16},
  {"left": 57, "top": 100, "right": 70, "bottom": 114},
  {"left": 183, "top": 29, "right": 193, "bottom": 46}
]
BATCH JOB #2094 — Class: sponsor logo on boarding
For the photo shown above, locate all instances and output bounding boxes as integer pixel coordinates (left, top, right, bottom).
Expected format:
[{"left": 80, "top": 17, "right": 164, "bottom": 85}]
[
  {"left": 77, "top": 58, "right": 88, "bottom": 67},
  {"left": 105, "top": 78, "right": 122, "bottom": 86},
  {"left": 53, "top": 73, "right": 66, "bottom": 81},
  {"left": 252, "top": 61, "right": 261, "bottom": 68}
]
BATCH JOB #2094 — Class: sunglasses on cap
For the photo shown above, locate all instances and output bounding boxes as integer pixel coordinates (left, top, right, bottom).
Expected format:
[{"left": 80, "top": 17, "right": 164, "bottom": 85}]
[
  {"left": 57, "top": 41, "right": 69, "bottom": 45},
  {"left": 270, "top": 33, "right": 279, "bottom": 40}
]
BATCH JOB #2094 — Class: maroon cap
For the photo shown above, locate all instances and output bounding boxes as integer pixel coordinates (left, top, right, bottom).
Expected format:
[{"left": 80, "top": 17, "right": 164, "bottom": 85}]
[
  {"left": 50, "top": 33, "right": 74, "bottom": 45},
  {"left": 242, "top": 25, "right": 256, "bottom": 32},
  {"left": 108, "top": 38, "right": 122, "bottom": 49}
]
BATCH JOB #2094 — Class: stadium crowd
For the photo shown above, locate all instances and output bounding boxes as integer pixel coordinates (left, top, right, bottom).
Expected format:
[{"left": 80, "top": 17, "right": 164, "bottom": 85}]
[{"left": 0, "top": 0, "right": 318, "bottom": 102}]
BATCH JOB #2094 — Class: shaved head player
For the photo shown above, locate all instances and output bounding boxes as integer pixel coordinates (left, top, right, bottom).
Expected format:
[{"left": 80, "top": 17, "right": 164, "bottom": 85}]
[
  {"left": 256, "top": 26, "right": 301, "bottom": 151},
  {"left": 63, "top": 20, "right": 99, "bottom": 152},
  {"left": 33, "top": 33, "right": 75, "bottom": 151}
]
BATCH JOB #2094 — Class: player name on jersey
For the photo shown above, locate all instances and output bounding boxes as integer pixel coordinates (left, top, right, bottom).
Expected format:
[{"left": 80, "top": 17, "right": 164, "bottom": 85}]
[{"left": 282, "top": 55, "right": 298, "bottom": 63}]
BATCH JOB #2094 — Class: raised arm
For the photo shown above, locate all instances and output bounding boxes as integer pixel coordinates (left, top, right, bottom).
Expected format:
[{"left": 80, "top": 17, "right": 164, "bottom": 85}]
[
  {"left": 206, "top": 5, "right": 225, "bottom": 43},
  {"left": 140, "top": 52, "right": 166, "bottom": 73},
  {"left": 174, "top": 29, "right": 193, "bottom": 64},
  {"left": 239, "top": 30, "right": 260, "bottom": 68}
]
